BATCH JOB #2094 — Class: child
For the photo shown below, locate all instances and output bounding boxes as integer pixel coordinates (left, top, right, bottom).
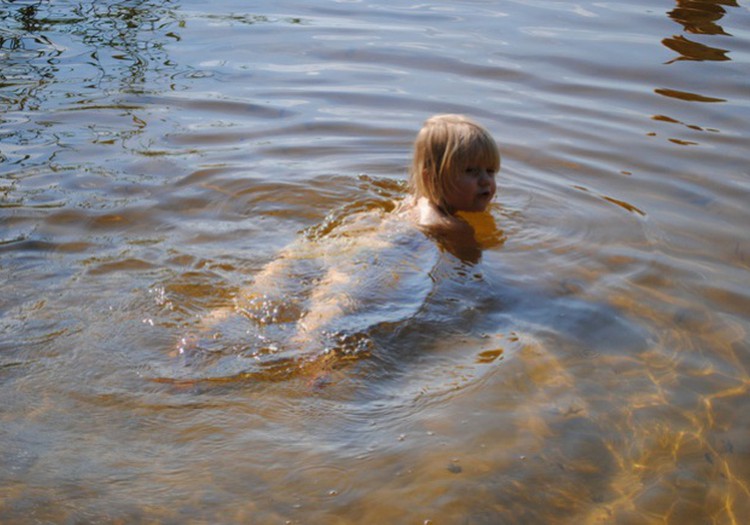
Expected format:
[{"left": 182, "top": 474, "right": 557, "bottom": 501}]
[
  {"left": 175, "top": 114, "right": 501, "bottom": 381},
  {"left": 405, "top": 113, "right": 500, "bottom": 231}
]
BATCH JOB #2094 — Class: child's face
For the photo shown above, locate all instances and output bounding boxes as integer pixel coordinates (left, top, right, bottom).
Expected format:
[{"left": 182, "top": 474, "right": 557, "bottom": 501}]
[{"left": 444, "top": 165, "right": 497, "bottom": 213}]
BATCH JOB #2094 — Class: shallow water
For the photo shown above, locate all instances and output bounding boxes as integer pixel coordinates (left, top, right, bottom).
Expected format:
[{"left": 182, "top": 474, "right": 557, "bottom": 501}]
[{"left": 2, "top": 0, "right": 750, "bottom": 523}]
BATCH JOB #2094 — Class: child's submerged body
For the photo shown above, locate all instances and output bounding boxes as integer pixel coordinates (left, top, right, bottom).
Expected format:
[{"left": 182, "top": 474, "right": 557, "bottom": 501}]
[{"left": 176, "top": 114, "right": 502, "bottom": 381}]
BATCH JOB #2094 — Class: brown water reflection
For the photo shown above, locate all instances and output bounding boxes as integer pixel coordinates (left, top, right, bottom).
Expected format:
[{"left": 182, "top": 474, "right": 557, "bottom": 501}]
[
  {"left": 668, "top": 0, "right": 739, "bottom": 35},
  {"left": 2, "top": 0, "right": 750, "bottom": 523},
  {"left": 663, "top": 34, "right": 731, "bottom": 62},
  {"left": 663, "top": 0, "right": 739, "bottom": 62}
]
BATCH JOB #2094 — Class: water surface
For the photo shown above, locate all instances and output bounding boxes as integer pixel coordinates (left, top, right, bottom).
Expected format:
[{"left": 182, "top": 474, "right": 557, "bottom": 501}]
[{"left": 2, "top": 0, "right": 749, "bottom": 523}]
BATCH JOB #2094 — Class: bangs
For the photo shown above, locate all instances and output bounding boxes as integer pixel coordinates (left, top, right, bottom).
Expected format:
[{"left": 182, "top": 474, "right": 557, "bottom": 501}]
[{"left": 457, "top": 129, "right": 500, "bottom": 171}]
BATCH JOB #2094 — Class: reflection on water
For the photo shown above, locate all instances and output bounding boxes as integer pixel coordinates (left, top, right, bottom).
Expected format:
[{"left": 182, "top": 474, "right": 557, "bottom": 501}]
[
  {"left": 663, "top": 0, "right": 739, "bottom": 62},
  {"left": 0, "top": 0, "right": 181, "bottom": 168},
  {"left": 662, "top": 34, "right": 730, "bottom": 62},
  {"left": 668, "top": 0, "right": 739, "bottom": 35},
  {"left": 4, "top": 0, "right": 181, "bottom": 83},
  {"left": 2, "top": 0, "right": 750, "bottom": 523}
]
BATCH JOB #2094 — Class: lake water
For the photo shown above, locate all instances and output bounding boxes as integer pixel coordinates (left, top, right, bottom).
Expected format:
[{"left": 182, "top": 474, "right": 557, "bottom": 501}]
[{"left": 2, "top": 0, "right": 749, "bottom": 523}]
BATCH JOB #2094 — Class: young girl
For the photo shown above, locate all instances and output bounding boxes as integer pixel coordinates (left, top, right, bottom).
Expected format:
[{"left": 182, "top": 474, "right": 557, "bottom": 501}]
[
  {"left": 173, "top": 114, "right": 501, "bottom": 382},
  {"left": 406, "top": 113, "right": 500, "bottom": 231}
]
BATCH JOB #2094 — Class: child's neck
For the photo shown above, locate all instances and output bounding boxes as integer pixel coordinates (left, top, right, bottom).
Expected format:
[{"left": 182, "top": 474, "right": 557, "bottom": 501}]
[
  {"left": 412, "top": 197, "right": 469, "bottom": 232},
  {"left": 411, "top": 197, "right": 481, "bottom": 262}
]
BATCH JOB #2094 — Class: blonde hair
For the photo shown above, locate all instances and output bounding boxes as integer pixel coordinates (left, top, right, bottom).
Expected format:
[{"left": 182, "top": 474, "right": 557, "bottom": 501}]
[{"left": 409, "top": 114, "right": 500, "bottom": 212}]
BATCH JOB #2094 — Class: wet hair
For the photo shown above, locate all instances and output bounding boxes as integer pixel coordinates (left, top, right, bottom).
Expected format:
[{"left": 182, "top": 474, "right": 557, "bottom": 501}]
[{"left": 409, "top": 114, "right": 500, "bottom": 212}]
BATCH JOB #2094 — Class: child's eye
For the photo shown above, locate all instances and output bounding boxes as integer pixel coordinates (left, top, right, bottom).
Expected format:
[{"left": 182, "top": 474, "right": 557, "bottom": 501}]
[{"left": 464, "top": 167, "right": 496, "bottom": 176}]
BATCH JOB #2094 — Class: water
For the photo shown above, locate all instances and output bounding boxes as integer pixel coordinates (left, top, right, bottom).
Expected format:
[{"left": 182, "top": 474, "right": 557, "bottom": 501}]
[{"left": 2, "top": 0, "right": 749, "bottom": 522}]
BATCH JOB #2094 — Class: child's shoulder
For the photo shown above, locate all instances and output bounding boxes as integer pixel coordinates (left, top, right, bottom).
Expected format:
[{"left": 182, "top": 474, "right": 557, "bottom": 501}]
[
  {"left": 402, "top": 196, "right": 473, "bottom": 236},
  {"left": 396, "top": 196, "right": 482, "bottom": 262}
]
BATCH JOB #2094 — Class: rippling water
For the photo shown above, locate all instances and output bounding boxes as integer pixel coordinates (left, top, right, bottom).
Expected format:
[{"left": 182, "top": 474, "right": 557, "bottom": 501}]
[{"left": 2, "top": 0, "right": 749, "bottom": 523}]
